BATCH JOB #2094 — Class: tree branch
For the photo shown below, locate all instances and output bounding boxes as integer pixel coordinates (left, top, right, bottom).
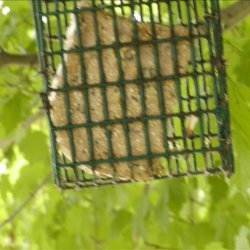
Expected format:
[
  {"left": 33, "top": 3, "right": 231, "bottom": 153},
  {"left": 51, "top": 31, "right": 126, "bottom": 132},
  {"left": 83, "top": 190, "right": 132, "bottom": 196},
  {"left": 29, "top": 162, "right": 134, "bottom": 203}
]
[
  {"left": 0, "top": 48, "right": 37, "bottom": 68},
  {"left": 221, "top": 0, "right": 250, "bottom": 31},
  {"left": 0, "top": 173, "right": 50, "bottom": 230}
]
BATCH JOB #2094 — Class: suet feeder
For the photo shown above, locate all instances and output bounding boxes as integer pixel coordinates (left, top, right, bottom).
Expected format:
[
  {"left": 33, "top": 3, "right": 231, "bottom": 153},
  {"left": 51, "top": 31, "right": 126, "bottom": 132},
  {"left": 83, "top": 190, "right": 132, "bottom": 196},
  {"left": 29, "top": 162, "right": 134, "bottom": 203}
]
[{"left": 32, "top": 0, "right": 234, "bottom": 189}]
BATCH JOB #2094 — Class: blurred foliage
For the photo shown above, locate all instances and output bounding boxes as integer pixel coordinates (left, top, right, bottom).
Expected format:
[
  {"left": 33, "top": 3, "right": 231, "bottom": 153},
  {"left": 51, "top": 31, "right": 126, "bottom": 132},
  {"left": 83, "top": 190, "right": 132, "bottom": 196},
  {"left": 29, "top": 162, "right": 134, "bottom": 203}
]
[{"left": 0, "top": 0, "right": 250, "bottom": 249}]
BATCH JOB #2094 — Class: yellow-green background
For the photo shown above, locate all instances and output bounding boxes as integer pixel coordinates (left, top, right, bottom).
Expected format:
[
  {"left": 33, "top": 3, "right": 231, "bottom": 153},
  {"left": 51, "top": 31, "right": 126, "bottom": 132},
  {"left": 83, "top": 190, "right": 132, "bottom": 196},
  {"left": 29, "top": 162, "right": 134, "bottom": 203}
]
[{"left": 0, "top": 1, "right": 249, "bottom": 249}]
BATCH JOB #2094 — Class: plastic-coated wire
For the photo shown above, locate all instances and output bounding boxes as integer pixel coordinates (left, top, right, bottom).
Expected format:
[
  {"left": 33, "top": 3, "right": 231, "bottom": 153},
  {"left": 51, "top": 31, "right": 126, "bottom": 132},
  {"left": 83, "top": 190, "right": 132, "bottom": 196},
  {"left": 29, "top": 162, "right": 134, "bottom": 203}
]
[{"left": 32, "top": 0, "right": 234, "bottom": 189}]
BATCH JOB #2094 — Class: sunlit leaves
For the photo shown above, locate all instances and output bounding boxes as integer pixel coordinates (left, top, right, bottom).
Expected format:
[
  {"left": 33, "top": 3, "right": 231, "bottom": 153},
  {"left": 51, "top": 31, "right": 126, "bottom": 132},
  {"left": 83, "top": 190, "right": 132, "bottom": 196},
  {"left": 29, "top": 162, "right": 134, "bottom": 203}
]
[{"left": 235, "top": 226, "right": 250, "bottom": 250}]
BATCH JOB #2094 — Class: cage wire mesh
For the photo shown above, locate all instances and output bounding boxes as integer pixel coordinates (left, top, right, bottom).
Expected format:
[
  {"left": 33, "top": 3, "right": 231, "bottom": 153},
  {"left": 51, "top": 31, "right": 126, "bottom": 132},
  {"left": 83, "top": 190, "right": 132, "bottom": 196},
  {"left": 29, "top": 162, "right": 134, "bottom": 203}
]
[{"left": 32, "top": 0, "right": 234, "bottom": 189}]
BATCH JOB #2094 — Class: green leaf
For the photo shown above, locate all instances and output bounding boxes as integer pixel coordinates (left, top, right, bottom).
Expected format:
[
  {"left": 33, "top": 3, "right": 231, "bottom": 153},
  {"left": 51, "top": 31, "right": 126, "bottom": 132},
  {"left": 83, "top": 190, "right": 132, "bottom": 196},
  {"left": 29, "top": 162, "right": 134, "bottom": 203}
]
[
  {"left": 154, "top": 182, "right": 169, "bottom": 230},
  {"left": 208, "top": 176, "right": 229, "bottom": 205},
  {"left": 234, "top": 39, "right": 250, "bottom": 87},
  {"left": 204, "top": 241, "right": 228, "bottom": 250},
  {"left": 132, "top": 184, "right": 150, "bottom": 239},
  {"left": 0, "top": 92, "right": 32, "bottom": 134},
  {"left": 167, "top": 178, "right": 187, "bottom": 212},
  {"left": 12, "top": 162, "right": 47, "bottom": 198},
  {"left": 18, "top": 130, "right": 49, "bottom": 163}
]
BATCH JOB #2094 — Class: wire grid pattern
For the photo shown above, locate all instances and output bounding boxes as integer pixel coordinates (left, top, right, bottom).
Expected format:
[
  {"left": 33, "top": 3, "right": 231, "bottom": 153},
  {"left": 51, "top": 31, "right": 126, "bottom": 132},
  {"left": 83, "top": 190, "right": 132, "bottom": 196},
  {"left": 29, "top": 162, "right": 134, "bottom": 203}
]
[{"left": 33, "top": 0, "right": 234, "bottom": 189}]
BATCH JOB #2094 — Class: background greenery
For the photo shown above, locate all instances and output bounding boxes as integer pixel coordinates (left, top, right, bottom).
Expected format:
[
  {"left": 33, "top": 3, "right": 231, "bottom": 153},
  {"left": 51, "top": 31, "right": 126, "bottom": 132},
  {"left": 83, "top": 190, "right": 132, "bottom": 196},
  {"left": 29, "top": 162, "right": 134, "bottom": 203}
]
[{"left": 0, "top": 0, "right": 250, "bottom": 249}]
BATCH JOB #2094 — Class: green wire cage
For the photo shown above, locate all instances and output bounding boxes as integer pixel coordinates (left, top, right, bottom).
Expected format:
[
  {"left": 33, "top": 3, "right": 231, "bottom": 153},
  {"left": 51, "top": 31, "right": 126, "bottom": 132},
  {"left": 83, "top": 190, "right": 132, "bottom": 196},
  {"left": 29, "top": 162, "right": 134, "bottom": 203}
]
[{"left": 32, "top": 0, "right": 234, "bottom": 189}]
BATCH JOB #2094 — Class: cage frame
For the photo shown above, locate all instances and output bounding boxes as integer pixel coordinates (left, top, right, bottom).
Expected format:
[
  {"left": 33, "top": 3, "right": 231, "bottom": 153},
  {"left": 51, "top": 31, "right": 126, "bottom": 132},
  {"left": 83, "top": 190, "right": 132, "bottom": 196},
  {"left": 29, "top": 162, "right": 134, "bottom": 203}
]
[{"left": 32, "top": 0, "right": 234, "bottom": 189}]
